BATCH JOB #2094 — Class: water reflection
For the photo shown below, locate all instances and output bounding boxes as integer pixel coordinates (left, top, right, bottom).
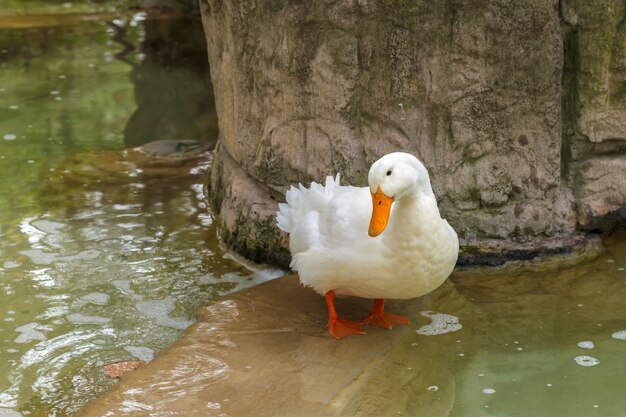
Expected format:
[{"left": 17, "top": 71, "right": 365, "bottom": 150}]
[
  {"left": 112, "top": 14, "right": 217, "bottom": 147},
  {"left": 0, "top": 145, "right": 283, "bottom": 416},
  {"left": 0, "top": 7, "right": 276, "bottom": 417}
]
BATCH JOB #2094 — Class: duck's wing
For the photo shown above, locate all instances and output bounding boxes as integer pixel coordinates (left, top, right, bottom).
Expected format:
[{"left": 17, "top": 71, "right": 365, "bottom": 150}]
[
  {"left": 319, "top": 184, "right": 372, "bottom": 248},
  {"left": 276, "top": 175, "right": 372, "bottom": 255}
]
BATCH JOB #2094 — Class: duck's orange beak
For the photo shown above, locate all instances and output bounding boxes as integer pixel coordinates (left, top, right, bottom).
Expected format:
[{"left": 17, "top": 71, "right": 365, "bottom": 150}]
[{"left": 368, "top": 186, "right": 394, "bottom": 237}]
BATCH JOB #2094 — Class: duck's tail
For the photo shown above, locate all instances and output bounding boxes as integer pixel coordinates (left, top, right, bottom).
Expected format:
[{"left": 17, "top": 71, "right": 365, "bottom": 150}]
[{"left": 276, "top": 174, "right": 340, "bottom": 234}]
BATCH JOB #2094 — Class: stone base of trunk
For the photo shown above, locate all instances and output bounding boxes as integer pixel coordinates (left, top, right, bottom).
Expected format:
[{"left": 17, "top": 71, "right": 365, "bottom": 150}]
[{"left": 205, "top": 143, "right": 291, "bottom": 268}]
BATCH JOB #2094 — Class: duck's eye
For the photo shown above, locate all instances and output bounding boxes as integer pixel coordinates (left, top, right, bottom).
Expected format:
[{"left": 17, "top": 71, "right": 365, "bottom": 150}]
[{"left": 386, "top": 170, "right": 392, "bottom": 176}]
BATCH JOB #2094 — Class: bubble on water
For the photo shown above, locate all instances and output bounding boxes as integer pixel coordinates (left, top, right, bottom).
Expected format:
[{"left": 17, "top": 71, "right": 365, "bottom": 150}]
[
  {"left": 132, "top": 11, "right": 147, "bottom": 22},
  {"left": 31, "top": 220, "right": 65, "bottom": 235},
  {"left": 3, "top": 134, "right": 16, "bottom": 140},
  {"left": 20, "top": 249, "right": 58, "bottom": 265},
  {"left": 416, "top": 311, "right": 462, "bottom": 336},
  {"left": 20, "top": 249, "right": 100, "bottom": 265},
  {"left": 546, "top": 383, "right": 553, "bottom": 387},
  {"left": 607, "top": 259, "right": 615, "bottom": 263},
  {"left": 112, "top": 280, "right": 143, "bottom": 301},
  {"left": 482, "top": 388, "right": 496, "bottom": 394},
  {"left": 124, "top": 345, "right": 155, "bottom": 362},
  {"left": 3, "top": 261, "right": 20, "bottom": 269},
  {"left": 427, "top": 385, "right": 438, "bottom": 392},
  {"left": 0, "top": 408, "right": 24, "bottom": 417},
  {"left": 206, "top": 402, "right": 221, "bottom": 410},
  {"left": 618, "top": 267, "right": 625, "bottom": 271},
  {"left": 611, "top": 330, "right": 626, "bottom": 340},
  {"left": 117, "top": 222, "right": 143, "bottom": 230},
  {"left": 8, "top": 105, "right": 18, "bottom": 110},
  {"left": 50, "top": 91, "right": 59, "bottom": 95},
  {"left": 66, "top": 313, "right": 111, "bottom": 325},
  {"left": 79, "top": 292, "right": 109, "bottom": 305},
  {"left": 577, "top": 341, "right": 594, "bottom": 349},
  {"left": 135, "top": 296, "right": 193, "bottom": 330},
  {"left": 574, "top": 355, "right": 599, "bottom": 367},
  {"left": 14, "top": 322, "right": 46, "bottom": 343},
  {"left": 113, "top": 203, "right": 142, "bottom": 211},
  {"left": 58, "top": 249, "right": 101, "bottom": 262}
]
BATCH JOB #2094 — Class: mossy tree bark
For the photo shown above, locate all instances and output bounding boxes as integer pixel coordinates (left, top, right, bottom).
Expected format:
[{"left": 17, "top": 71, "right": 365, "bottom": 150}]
[{"left": 200, "top": 0, "right": 626, "bottom": 268}]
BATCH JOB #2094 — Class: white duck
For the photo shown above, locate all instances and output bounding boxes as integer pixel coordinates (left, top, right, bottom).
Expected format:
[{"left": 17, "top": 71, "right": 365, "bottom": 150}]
[{"left": 276, "top": 152, "right": 459, "bottom": 339}]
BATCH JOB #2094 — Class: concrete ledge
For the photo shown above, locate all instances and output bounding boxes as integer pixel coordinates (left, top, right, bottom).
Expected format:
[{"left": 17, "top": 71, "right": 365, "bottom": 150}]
[{"left": 77, "top": 275, "right": 460, "bottom": 417}]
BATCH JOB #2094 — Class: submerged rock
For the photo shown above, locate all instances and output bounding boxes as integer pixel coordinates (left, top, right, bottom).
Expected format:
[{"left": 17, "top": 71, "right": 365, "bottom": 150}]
[
  {"left": 103, "top": 361, "right": 146, "bottom": 378},
  {"left": 42, "top": 139, "right": 211, "bottom": 195},
  {"left": 136, "top": 139, "right": 210, "bottom": 160}
]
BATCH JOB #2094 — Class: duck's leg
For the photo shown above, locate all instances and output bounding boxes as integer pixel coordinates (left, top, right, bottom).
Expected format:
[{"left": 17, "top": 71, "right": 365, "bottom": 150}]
[
  {"left": 364, "top": 299, "right": 410, "bottom": 329},
  {"left": 325, "top": 290, "right": 366, "bottom": 339}
]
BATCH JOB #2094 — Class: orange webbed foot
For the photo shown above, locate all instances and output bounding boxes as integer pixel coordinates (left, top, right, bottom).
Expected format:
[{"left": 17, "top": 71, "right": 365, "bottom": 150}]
[
  {"left": 363, "top": 299, "right": 410, "bottom": 330},
  {"left": 325, "top": 290, "right": 366, "bottom": 339},
  {"left": 328, "top": 317, "right": 366, "bottom": 339},
  {"left": 364, "top": 311, "right": 410, "bottom": 329}
]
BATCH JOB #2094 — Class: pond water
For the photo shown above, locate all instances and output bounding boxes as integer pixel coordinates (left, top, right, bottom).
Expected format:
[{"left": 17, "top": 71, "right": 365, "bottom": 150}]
[
  {"left": 0, "top": 5, "right": 278, "bottom": 416},
  {"left": 399, "top": 233, "right": 626, "bottom": 417}
]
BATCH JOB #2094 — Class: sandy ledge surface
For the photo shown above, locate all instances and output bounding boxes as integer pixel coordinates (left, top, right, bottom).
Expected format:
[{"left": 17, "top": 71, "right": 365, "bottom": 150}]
[{"left": 77, "top": 274, "right": 461, "bottom": 417}]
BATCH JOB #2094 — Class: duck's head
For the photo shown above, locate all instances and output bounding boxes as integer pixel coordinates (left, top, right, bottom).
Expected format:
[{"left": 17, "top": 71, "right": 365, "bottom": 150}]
[{"left": 367, "top": 152, "right": 432, "bottom": 237}]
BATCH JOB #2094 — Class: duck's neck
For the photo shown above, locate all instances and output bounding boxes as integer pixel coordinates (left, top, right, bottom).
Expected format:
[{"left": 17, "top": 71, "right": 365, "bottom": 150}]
[{"left": 386, "top": 190, "right": 442, "bottom": 238}]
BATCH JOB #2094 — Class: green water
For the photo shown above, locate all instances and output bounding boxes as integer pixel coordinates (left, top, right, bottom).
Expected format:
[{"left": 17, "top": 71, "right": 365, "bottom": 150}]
[
  {"left": 397, "top": 234, "right": 626, "bottom": 417},
  {"left": 0, "top": 5, "right": 278, "bottom": 416}
]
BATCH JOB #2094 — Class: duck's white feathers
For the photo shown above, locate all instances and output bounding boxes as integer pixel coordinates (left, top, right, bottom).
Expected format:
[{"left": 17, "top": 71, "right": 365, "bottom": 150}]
[
  {"left": 276, "top": 154, "right": 459, "bottom": 300},
  {"left": 277, "top": 183, "right": 458, "bottom": 299}
]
